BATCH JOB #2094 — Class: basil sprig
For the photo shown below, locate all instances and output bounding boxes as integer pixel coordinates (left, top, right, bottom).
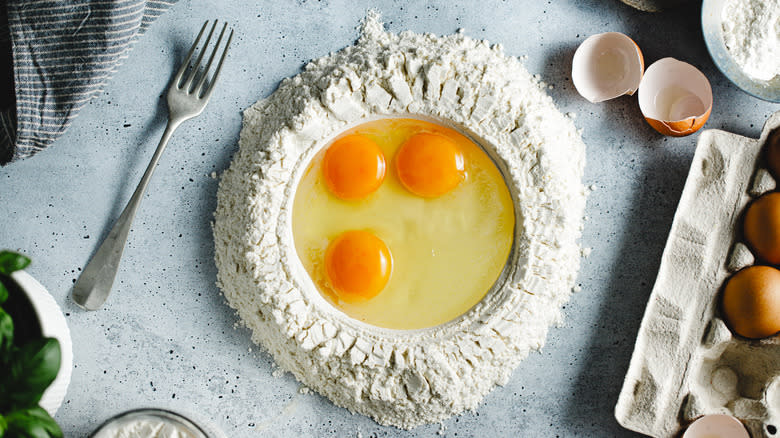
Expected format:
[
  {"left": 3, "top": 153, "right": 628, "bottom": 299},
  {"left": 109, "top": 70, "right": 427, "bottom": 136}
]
[{"left": 0, "top": 251, "right": 63, "bottom": 438}]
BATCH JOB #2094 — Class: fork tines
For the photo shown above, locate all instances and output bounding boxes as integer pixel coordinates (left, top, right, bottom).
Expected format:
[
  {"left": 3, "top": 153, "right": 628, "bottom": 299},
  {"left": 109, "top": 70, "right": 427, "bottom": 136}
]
[{"left": 175, "top": 20, "right": 234, "bottom": 98}]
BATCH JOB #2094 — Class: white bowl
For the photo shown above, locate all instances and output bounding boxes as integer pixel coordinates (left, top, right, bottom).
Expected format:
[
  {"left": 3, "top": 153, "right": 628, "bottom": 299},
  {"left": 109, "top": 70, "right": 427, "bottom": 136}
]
[{"left": 10, "top": 270, "right": 73, "bottom": 415}]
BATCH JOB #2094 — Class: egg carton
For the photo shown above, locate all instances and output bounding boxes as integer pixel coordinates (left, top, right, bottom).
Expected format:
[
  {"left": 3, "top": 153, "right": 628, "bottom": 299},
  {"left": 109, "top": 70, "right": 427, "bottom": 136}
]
[{"left": 615, "top": 110, "right": 780, "bottom": 438}]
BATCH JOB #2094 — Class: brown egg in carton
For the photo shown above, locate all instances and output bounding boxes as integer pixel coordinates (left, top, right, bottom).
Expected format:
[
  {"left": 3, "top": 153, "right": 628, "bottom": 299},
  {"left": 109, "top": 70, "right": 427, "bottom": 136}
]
[{"left": 615, "top": 110, "right": 780, "bottom": 438}]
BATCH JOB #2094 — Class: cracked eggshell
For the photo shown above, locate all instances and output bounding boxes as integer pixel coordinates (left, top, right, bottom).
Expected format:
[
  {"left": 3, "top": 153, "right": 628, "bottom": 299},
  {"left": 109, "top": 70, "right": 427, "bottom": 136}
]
[
  {"left": 572, "top": 32, "right": 644, "bottom": 103},
  {"left": 638, "top": 57, "right": 713, "bottom": 137}
]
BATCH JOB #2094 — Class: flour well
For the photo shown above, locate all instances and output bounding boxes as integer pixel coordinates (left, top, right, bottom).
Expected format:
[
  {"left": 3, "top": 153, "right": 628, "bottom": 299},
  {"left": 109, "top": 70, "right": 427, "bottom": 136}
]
[
  {"left": 722, "top": 0, "right": 780, "bottom": 82},
  {"left": 213, "top": 14, "right": 587, "bottom": 428}
]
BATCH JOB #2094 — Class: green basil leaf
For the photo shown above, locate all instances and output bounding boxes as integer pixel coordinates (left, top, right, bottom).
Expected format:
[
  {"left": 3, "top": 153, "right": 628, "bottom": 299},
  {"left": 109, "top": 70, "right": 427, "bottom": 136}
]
[
  {"left": 0, "top": 280, "right": 8, "bottom": 305},
  {"left": 4, "top": 338, "right": 61, "bottom": 410},
  {"left": 4, "top": 407, "right": 63, "bottom": 438},
  {"left": 0, "top": 308, "right": 12, "bottom": 355},
  {"left": 0, "top": 251, "right": 31, "bottom": 276},
  {"left": 0, "top": 414, "right": 7, "bottom": 436}
]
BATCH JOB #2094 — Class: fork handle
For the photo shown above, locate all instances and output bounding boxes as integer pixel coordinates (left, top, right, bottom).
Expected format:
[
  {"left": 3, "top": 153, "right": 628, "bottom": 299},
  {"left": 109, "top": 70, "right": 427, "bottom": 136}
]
[{"left": 72, "top": 119, "right": 182, "bottom": 310}]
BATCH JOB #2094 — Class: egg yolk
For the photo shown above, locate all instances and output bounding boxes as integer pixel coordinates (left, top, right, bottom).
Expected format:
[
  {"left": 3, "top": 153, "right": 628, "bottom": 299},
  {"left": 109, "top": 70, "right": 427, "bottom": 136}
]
[
  {"left": 322, "top": 135, "right": 386, "bottom": 200},
  {"left": 325, "top": 230, "right": 393, "bottom": 302},
  {"left": 395, "top": 133, "right": 465, "bottom": 198}
]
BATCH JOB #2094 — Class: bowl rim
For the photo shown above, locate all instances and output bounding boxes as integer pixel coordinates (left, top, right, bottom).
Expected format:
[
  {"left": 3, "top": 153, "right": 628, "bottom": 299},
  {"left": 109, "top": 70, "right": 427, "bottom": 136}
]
[
  {"left": 89, "top": 408, "right": 217, "bottom": 438},
  {"left": 9, "top": 270, "right": 73, "bottom": 416}
]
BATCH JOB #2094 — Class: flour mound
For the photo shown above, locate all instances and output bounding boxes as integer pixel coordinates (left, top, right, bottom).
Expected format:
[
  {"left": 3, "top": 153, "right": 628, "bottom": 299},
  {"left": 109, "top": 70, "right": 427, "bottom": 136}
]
[{"left": 213, "top": 13, "right": 587, "bottom": 429}]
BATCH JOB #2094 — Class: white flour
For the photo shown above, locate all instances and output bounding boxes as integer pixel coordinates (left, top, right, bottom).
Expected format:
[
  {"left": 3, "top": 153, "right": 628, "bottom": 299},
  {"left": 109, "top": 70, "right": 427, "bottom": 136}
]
[
  {"left": 94, "top": 419, "right": 197, "bottom": 438},
  {"left": 213, "top": 13, "right": 587, "bottom": 429},
  {"left": 722, "top": 0, "right": 780, "bottom": 81}
]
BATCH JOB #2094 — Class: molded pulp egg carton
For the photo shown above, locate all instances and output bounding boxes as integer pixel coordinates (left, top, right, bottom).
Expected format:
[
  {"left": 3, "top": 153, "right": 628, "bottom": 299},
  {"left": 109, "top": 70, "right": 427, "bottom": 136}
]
[{"left": 615, "top": 111, "right": 780, "bottom": 438}]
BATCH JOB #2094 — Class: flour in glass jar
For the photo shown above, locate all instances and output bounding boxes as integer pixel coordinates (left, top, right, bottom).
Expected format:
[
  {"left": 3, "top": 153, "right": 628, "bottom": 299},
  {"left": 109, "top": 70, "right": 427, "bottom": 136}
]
[{"left": 721, "top": 0, "right": 780, "bottom": 81}]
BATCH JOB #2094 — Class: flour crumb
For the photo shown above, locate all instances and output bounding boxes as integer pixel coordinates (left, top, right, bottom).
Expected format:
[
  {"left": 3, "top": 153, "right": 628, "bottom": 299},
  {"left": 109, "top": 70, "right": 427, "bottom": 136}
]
[
  {"left": 210, "top": 171, "right": 217, "bottom": 179},
  {"left": 299, "top": 386, "right": 310, "bottom": 395},
  {"left": 581, "top": 247, "right": 592, "bottom": 257},
  {"left": 437, "top": 422, "right": 447, "bottom": 435}
]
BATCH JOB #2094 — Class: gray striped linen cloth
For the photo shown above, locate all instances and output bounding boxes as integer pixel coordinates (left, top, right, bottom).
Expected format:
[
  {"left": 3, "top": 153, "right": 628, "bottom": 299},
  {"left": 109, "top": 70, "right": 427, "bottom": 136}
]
[{"left": 0, "top": 0, "right": 177, "bottom": 165}]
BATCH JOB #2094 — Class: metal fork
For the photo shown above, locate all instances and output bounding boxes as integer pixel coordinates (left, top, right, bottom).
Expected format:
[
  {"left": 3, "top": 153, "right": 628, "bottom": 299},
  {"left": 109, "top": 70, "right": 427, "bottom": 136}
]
[{"left": 72, "top": 20, "right": 233, "bottom": 310}]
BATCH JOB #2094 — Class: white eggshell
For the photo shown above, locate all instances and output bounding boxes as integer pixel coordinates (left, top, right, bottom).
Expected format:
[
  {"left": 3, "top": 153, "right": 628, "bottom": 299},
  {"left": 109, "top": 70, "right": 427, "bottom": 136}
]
[
  {"left": 571, "top": 32, "right": 644, "bottom": 103},
  {"left": 638, "top": 57, "right": 713, "bottom": 136},
  {"left": 682, "top": 414, "right": 750, "bottom": 438}
]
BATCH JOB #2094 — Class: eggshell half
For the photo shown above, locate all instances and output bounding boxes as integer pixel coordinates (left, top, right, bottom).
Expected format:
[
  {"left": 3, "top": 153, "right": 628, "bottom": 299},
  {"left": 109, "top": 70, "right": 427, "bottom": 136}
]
[
  {"left": 638, "top": 58, "right": 713, "bottom": 137},
  {"left": 572, "top": 32, "right": 644, "bottom": 103},
  {"left": 682, "top": 414, "right": 749, "bottom": 438}
]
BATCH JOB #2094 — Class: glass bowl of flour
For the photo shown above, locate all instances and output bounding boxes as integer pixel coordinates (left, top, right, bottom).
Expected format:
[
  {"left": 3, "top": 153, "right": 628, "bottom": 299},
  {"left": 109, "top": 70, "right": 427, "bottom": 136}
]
[
  {"left": 90, "top": 409, "right": 225, "bottom": 438},
  {"left": 702, "top": 0, "right": 780, "bottom": 102}
]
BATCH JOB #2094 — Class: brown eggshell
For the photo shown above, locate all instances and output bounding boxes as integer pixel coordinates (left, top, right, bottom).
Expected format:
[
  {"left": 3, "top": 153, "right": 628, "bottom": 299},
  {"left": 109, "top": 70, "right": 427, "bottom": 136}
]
[
  {"left": 721, "top": 265, "right": 780, "bottom": 339},
  {"left": 644, "top": 105, "right": 712, "bottom": 137},
  {"left": 638, "top": 58, "right": 713, "bottom": 137},
  {"left": 765, "top": 129, "right": 780, "bottom": 179},
  {"left": 743, "top": 192, "right": 780, "bottom": 265}
]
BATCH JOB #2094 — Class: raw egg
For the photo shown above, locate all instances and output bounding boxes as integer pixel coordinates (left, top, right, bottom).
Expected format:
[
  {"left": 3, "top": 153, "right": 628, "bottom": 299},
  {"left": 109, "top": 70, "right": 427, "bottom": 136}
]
[
  {"left": 743, "top": 192, "right": 780, "bottom": 265},
  {"left": 721, "top": 265, "right": 780, "bottom": 339},
  {"left": 325, "top": 230, "right": 392, "bottom": 302},
  {"left": 292, "top": 118, "right": 515, "bottom": 330},
  {"left": 571, "top": 32, "right": 644, "bottom": 103},
  {"left": 322, "top": 134, "right": 386, "bottom": 200},
  {"left": 395, "top": 132, "right": 465, "bottom": 198},
  {"left": 637, "top": 58, "right": 712, "bottom": 137}
]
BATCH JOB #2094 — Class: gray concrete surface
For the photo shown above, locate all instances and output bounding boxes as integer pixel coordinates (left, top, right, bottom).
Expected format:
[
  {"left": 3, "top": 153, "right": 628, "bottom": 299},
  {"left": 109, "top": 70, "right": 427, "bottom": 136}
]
[{"left": 1, "top": 0, "right": 778, "bottom": 436}]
